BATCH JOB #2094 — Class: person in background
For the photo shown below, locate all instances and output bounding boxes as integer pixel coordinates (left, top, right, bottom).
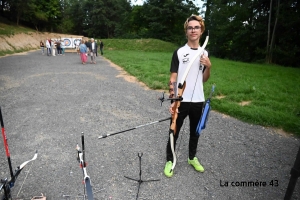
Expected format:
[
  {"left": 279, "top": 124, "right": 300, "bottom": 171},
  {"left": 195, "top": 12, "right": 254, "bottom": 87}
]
[
  {"left": 46, "top": 38, "right": 51, "bottom": 56},
  {"left": 99, "top": 40, "right": 104, "bottom": 55},
  {"left": 85, "top": 40, "right": 91, "bottom": 63},
  {"left": 79, "top": 40, "right": 88, "bottom": 64},
  {"left": 75, "top": 39, "right": 80, "bottom": 54},
  {"left": 86, "top": 39, "right": 91, "bottom": 54},
  {"left": 60, "top": 40, "right": 65, "bottom": 55},
  {"left": 90, "top": 38, "right": 97, "bottom": 64},
  {"left": 40, "top": 40, "right": 45, "bottom": 55},
  {"left": 51, "top": 39, "right": 56, "bottom": 56},
  {"left": 56, "top": 40, "right": 61, "bottom": 55},
  {"left": 163, "top": 14, "right": 212, "bottom": 178},
  {"left": 95, "top": 40, "right": 98, "bottom": 56}
]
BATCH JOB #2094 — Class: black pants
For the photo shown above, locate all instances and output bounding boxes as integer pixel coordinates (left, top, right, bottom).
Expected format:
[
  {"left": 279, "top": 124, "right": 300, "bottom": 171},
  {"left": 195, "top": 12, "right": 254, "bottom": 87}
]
[
  {"left": 57, "top": 47, "right": 61, "bottom": 55},
  {"left": 166, "top": 102, "right": 204, "bottom": 161}
]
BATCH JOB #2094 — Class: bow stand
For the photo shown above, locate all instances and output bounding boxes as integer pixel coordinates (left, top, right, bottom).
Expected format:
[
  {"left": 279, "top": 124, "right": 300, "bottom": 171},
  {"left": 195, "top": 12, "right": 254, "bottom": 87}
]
[
  {"left": 0, "top": 106, "right": 38, "bottom": 200},
  {"left": 124, "top": 153, "right": 160, "bottom": 200}
]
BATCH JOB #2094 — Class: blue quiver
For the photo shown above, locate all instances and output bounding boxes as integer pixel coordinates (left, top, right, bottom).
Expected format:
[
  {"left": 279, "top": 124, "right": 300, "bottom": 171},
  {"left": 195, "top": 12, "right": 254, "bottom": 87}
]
[{"left": 196, "top": 99, "right": 211, "bottom": 136}]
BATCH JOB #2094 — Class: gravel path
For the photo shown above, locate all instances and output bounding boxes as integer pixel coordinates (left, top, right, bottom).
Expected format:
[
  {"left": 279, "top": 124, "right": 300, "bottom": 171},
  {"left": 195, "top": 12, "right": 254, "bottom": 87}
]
[{"left": 0, "top": 51, "right": 299, "bottom": 200}]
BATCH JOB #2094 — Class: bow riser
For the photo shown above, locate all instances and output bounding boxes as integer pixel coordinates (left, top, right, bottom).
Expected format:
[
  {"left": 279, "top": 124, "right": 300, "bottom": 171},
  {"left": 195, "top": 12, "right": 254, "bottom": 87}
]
[{"left": 170, "top": 82, "right": 186, "bottom": 135}]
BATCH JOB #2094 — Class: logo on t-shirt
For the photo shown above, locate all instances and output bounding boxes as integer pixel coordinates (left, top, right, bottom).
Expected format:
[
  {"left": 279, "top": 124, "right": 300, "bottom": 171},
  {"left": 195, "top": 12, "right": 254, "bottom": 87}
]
[
  {"left": 183, "top": 58, "right": 189, "bottom": 64},
  {"left": 182, "top": 53, "right": 190, "bottom": 64}
]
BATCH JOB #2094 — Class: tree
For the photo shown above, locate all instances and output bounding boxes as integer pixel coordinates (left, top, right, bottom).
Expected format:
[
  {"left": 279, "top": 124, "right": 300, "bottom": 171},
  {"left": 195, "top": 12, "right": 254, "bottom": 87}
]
[
  {"left": 24, "top": 0, "right": 48, "bottom": 31},
  {"left": 271, "top": 0, "right": 299, "bottom": 67},
  {"left": 45, "top": 0, "right": 62, "bottom": 32},
  {"left": 63, "top": 0, "right": 86, "bottom": 35},
  {"left": 78, "top": 0, "right": 132, "bottom": 38},
  {"left": 0, "top": 0, "right": 9, "bottom": 17},
  {"left": 266, "top": 0, "right": 273, "bottom": 63},
  {"left": 138, "top": 0, "right": 200, "bottom": 44},
  {"left": 7, "top": 0, "right": 31, "bottom": 25},
  {"left": 205, "top": 0, "right": 299, "bottom": 67}
]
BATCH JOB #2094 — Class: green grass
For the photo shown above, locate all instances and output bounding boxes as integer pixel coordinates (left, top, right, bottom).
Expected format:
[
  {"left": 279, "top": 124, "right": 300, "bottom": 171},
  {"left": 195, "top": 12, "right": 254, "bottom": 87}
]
[
  {"left": 102, "top": 39, "right": 178, "bottom": 52},
  {"left": 103, "top": 50, "right": 171, "bottom": 89},
  {"left": 0, "top": 17, "right": 34, "bottom": 36},
  {"left": 0, "top": 47, "right": 34, "bottom": 57},
  {"left": 0, "top": 18, "right": 39, "bottom": 56},
  {"left": 101, "top": 39, "right": 300, "bottom": 136}
]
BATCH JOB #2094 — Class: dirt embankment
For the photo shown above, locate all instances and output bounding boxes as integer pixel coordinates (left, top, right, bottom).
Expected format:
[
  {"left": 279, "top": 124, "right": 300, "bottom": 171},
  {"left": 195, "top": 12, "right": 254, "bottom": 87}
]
[{"left": 0, "top": 32, "right": 83, "bottom": 52}]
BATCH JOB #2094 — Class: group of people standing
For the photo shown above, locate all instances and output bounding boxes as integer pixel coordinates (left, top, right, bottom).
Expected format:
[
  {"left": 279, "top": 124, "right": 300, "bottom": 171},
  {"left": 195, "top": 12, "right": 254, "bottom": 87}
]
[
  {"left": 40, "top": 38, "right": 104, "bottom": 64},
  {"left": 40, "top": 38, "right": 65, "bottom": 56},
  {"left": 78, "top": 38, "right": 104, "bottom": 65}
]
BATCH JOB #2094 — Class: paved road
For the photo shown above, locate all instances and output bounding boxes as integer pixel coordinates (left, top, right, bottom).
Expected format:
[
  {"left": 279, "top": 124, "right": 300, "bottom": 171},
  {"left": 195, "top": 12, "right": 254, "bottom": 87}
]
[{"left": 0, "top": 51, "right": 299, "bottom": 200}]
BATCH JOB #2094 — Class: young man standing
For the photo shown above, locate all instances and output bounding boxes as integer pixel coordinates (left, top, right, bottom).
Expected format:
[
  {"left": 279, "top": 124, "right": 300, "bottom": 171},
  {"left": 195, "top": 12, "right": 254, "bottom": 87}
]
[{"left": 164, "top": 15, "right": 212, "bottom": 178}]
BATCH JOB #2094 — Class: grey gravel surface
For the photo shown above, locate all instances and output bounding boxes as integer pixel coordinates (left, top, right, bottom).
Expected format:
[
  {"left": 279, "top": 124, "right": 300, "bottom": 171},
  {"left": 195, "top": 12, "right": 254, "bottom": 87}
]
[{"left": 0, "top": 51, "right": 299, "bottom": 200}]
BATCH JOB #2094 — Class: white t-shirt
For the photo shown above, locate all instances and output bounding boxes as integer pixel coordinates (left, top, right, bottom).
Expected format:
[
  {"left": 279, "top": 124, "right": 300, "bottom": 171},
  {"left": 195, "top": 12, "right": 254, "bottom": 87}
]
[{"left": 170, "top": 44, "right": 208, "bottom": 102}]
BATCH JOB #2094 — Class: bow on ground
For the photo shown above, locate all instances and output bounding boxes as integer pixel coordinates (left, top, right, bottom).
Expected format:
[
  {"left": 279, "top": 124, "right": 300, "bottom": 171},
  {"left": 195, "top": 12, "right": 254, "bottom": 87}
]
[
  {"left": 0, "top": 106, "right": 38, "bottom": 200},
  {"left": 168, "top": 34, "right": 209, "bottom": 173},
  {"left": 76, "top": 132, "right": 94, "bottom": 200}
]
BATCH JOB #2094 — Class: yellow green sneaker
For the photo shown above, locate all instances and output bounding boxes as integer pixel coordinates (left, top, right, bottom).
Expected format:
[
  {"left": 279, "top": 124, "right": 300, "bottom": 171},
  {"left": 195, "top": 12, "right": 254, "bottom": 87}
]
[
  {"left": 164, "top": 161, "right": 173, "bottom": 177},
  {"left": 188, "top": 157, "right": 204, "bottom": 172}
]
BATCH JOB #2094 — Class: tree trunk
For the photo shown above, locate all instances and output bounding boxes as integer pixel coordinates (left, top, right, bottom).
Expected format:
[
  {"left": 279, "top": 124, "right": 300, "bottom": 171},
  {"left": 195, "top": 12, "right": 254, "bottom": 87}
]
[
  {"left": 16, "top": 15, "right": 19, "bottom": 26},
  {"left": 266, "top": 0, "right": 273, "bottom": 63},
  {"left": 269, "top": 0, "right": 280, "bottom": 63}
]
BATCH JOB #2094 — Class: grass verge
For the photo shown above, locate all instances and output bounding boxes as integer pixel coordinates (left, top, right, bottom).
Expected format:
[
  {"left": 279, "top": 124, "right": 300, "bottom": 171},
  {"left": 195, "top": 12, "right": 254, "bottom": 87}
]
[{"left": 0, "top": 18, "right": 34, "bottom": 36}]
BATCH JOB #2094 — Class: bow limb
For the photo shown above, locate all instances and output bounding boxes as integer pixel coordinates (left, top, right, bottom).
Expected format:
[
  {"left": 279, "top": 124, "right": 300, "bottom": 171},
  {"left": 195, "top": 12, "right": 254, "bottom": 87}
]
[
  {"left": 169, "top": 103, "right": 178, "bottom": 172},
  {"left": 169, "top": 133, "right": 176, "bottom": 173},
  {"left": 19, "top": 150, "right": 38, "bottom": 169},
  {"left": 169, "top": 105, "right": 178, "bottom": 172},
  {"left": 169, "top": 111, "right": 177, "bottom": 172},
  {"left": 169, "top": 85, "right": 185, "bottom": 172},
  {"left": 8, "top": 150, "right": 38, "bottom": 187}
]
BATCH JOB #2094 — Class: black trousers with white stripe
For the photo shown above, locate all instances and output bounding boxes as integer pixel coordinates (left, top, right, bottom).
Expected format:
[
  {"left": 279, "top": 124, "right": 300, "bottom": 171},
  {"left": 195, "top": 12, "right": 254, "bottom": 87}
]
[{"left": 166, "top": 102, "right": 204, "bottom": 161}]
